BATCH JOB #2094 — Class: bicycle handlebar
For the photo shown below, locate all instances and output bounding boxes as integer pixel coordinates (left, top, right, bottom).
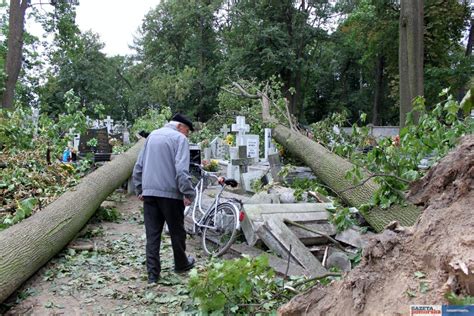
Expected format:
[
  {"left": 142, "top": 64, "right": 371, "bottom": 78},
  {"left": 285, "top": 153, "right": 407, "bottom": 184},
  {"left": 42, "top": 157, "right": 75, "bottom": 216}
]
[{"left": 190, "top": 162, "right": 239, "bottom": 187}]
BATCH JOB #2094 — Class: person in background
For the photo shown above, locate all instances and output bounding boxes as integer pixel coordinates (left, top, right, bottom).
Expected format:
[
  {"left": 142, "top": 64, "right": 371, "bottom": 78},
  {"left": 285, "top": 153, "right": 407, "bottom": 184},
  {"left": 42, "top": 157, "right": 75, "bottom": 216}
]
[{"left": 132, "top": 113, "right": 196, "bottom": 284}]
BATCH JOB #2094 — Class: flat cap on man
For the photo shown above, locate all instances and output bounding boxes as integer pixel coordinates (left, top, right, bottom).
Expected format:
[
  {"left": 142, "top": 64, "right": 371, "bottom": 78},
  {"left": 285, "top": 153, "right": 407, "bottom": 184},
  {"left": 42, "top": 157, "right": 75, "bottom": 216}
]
[{"left": 171, "top": 113, "right": 194, "bottom": 131}]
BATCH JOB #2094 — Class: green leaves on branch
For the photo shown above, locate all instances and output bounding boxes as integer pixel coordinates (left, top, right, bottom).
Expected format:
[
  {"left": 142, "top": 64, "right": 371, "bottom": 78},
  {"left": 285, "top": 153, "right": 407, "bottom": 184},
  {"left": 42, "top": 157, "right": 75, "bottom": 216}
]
[
  {"left": 188, "top": 255, "right": 279, "bottom": 314},
  {"left": 312, "top": 91, "right": 473, "bottom": 209},
  {"left": 130, "top": 107, "right": 172, "bottom": 137}
]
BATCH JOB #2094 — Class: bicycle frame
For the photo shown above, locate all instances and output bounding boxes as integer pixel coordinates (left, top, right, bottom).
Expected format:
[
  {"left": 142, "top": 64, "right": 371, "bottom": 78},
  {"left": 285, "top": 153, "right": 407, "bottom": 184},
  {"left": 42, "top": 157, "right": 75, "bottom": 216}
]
[{"left": 185, "top": 168, "right": 241, "bottom": 233}]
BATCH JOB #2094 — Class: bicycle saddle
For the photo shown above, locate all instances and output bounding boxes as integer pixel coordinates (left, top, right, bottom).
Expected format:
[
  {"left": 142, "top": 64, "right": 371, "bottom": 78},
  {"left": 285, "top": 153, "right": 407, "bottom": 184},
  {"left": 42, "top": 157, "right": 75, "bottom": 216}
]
[{"left": 224, "top": 179, "right": 238, "bottom": 187}]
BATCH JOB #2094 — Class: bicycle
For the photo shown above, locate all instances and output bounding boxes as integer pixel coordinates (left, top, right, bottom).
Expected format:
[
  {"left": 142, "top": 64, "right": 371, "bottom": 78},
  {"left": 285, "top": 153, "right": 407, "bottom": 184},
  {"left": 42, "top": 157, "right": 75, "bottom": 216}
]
[{"left": 185, "top": 163, "right": 243, "bottom": 256}]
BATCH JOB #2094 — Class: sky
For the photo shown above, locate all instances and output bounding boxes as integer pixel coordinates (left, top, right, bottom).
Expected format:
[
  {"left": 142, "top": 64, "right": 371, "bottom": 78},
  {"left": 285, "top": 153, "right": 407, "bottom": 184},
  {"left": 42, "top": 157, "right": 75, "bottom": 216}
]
[{"left": 75, "top": 0, "right": 161, "bottom": 56}]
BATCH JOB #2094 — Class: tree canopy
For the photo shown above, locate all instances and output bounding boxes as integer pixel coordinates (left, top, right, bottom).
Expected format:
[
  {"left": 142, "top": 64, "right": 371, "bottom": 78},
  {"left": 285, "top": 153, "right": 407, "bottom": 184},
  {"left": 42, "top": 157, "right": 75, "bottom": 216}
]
[{"left": 0, "top": 0, "right": 472, "bottom": 126}]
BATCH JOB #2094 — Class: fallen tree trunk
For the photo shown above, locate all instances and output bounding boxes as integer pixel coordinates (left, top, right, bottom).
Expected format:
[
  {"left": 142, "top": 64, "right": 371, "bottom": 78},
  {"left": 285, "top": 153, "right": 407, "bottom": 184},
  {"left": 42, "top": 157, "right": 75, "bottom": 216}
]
[
  {"left": 273, "top": 124, "right": 421, "bottom": 232},
  {"left": 0, "top": 140, "right": 144, "bottom": 303}
]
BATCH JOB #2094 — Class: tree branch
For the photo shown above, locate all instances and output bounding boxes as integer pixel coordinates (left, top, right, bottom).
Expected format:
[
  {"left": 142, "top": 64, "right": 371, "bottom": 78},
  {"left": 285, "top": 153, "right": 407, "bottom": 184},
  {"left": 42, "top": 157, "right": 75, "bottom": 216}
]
[{"left": 338, "top": 173, "right": 410, "bottom": 194}]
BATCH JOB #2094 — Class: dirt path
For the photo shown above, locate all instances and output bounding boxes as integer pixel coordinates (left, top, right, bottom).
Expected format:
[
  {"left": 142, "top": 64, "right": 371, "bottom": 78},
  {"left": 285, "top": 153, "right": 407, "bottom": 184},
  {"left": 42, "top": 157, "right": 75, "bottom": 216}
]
[{"left": 4, "top": 192, "right": 217, "bottom": 314}]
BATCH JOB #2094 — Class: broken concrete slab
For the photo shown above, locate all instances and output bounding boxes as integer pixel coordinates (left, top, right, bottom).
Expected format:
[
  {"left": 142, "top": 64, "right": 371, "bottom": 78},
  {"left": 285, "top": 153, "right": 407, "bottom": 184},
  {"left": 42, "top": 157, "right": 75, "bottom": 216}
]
[
  {"left": 290, "top": 221, "right": 337, "bottom": 246},
  {"left": 229, "top": 242, "right": 310, "bottom": 277},
  {"left": 246, "top": 191, "right": 280, "bottom": 204},
  {"left": 257, "top": 217, "right": 327, "bottom": 277},
  {"left": 268, "top": 186, "right": 306, "bottom": 203},
  {"left": 335, "top": 227, "right": 368, "bottom": 248},
  {"left": 326, "top": 251, "right": 351, "bottom": 272},
  {"left": 241, "top": 203, "right": 332, "bottom": 246}
]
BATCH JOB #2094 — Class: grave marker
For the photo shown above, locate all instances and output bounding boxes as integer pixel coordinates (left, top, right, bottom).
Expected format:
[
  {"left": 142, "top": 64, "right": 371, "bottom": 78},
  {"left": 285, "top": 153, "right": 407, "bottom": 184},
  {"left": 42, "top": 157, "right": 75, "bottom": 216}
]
[
  {"left": 264, "top": 128, "right": 276, "bottom": 161},
  {"left": 244, "top": 134, "right": 259, "bottom": 161},
  {"left": 230, "top": 145, "right": 254, "bottom": 193},
  {"left": 231, "top": 116, "right": 250, "bottom": 146},
  {"left": 220, "top": 124, "right": 230, "bottom": 138},
  {"left": 104, "top": 116, "right": 114, "bottom": 134}
]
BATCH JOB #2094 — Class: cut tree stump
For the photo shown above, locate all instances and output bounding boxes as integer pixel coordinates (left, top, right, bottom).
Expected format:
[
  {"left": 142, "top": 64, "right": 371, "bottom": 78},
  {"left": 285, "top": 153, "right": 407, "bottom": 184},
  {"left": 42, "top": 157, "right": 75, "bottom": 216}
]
[
  {"left": 273, "top": 124, "right": 421, "bottom": 231},
  {"left": 0, "top": 139, "right": 144, "bottom": 303}
]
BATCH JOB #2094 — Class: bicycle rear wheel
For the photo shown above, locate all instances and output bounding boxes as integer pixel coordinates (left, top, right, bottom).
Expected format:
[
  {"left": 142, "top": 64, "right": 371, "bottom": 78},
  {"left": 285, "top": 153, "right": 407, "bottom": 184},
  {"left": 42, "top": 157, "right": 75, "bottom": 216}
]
[{"left": 201, "top": 202, "right": 239, "bottom": 256}]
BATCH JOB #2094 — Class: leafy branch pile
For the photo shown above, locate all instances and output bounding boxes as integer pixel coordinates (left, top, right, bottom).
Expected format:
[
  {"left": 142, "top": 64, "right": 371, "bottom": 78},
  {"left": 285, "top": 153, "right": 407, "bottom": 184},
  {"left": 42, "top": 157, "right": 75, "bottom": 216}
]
[
  {"left": 311, "top": 91, "right": 473, "bottom": 209},
  {"left": 0, "top": 145, "right": 83, "bottom": 230},
  {"left": 188, "top": 255, "right": 340, "bottom": 314}
]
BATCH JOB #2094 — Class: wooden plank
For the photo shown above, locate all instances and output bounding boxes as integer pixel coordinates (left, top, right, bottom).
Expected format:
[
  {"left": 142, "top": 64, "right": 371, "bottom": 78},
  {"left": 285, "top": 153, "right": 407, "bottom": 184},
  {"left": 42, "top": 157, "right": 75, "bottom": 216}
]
[{"left": 257, "top": 217, "right": 327, "bottom": 277}]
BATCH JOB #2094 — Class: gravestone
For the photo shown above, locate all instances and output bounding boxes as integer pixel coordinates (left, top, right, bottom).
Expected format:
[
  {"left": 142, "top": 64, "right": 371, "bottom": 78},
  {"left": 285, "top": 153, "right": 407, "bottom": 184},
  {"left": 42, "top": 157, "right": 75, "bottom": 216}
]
[
  {"left": 231, "top": 116, "right": 250, "bottom": 146},
  {"left": 123, "top": 129, "right": 130, "bottom": 145},
  {"left": 79, "top": 127, "right": 112, "bottom": 161},
  {"left": 73, "top": 134, "right": 81, "bottom": 151},
  {"left": 209, "top": 137, "right": 219, "bottom": 158},
  {"left": 268, "top": 153, "right": 282, "bottom": 182},
  {"left": 104, "top": 116, "right": 114, "bottom": 134},
  {"left": 244, "top": 134, "right": 259, "bottom": 162},
  {"left": 210, "top": 137, "right": 228, "bottom": 159},
  {"left": 227, "top": 147, "right": 240, "bottom": 180},
  {"left": 220, "top": 124, "right": 230, "bottom": 138},
  {"left": 230, "top": 145, "right": 254, "bottom": 193},
  {"left": 203, "top": 147, "right": 211, "bottom": 161},
  {"left": 264, "top": 128, "right": 276, "bottom": 161}
]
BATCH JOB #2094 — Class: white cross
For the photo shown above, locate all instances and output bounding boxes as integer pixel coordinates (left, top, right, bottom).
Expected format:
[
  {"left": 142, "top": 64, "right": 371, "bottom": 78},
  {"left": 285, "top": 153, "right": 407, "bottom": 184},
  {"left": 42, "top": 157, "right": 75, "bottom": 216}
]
[
  {"left": 220, "top": 124, "right": 230, "bottom": 137},
  {"left": 231, "top": 116, "right": 250, "bottom": 146},
  {"left": 123, "top": 119, "right": 129, "bottom": 129},
  {"left": 104, "top": 115, "right": 114, "bottom": 134}
]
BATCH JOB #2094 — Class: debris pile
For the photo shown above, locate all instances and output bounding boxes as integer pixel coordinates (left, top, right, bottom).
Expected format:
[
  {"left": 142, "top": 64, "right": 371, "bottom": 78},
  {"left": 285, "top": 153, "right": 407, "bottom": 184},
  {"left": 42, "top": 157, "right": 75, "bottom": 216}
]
[{"left": 278, "top": 135, "right": 474, "bottom": 315}]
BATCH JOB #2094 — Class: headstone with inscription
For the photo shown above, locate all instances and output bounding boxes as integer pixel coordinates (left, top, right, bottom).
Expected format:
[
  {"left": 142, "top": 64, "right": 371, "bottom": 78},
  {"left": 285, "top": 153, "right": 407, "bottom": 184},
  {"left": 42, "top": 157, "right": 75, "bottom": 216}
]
[{"left": 244, "top": 134, "right": 259, "bottom": 162}]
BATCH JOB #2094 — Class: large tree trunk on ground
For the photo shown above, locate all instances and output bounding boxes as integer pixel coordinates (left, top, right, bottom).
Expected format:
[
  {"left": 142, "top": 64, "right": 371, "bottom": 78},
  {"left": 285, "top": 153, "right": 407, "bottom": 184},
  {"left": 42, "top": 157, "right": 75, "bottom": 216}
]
[
  {"left": 273, "top": 125, "right": 421, "bottom": 231},
  {"left": 399, "top": 0, "right": 424, "bottom": 128},
  {"left": 1, "top": 0, "right": 29, "bottom": 109},
  {"left": 0, "top": 140, "right": 144, "bottom": 303}
]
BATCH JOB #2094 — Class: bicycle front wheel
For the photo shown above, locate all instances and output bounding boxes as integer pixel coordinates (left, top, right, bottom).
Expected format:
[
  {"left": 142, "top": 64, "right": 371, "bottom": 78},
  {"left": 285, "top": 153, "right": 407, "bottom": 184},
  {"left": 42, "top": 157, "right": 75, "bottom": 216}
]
[{"left": 201, "top": 202, "right": 239, "bottom": 256}]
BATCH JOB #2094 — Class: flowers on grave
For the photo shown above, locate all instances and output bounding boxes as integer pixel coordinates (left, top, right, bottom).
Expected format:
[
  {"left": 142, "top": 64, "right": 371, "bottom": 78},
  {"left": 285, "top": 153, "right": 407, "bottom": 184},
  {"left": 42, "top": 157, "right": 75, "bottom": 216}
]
[
  {"left": 392, "top": 135, "right": 400, "bottom": 147},
  {"left": 200, "top": 139, "right": 210, "bottom": 148},
  {"left": 225, "top": 134, "right": 234, "bottom": 146},
  {"left": 86, "top": 138, "right": 98, "bottom": 148},
  {"left": 202, "top": 159, "right": 219, "bottom": 172},
  {"left": 108, "top": 137, "right": 122, "bottom": 147}
]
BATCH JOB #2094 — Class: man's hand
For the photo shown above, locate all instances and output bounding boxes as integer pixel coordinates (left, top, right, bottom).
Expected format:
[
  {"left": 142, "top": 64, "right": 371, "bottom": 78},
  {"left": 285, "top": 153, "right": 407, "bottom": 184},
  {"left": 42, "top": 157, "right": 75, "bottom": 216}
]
[
  {"left": 217, "top": 176, "right": 225, "bottom": 185},
  {"left": 183, "top": 197, "right": 192, "bottom": 206},
  {"left": 138, "top": 194, "right": 144, "bottom": 201}
]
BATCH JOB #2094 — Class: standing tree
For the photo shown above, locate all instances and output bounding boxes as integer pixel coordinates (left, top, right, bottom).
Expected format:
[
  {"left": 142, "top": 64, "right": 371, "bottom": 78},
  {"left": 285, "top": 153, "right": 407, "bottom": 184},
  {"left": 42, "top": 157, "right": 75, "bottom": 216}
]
[
  {"left": 399, "top": 0, "right": 424, "bottom": 127},
  {"left": 1, "top": 0, "right": 28, "bottom": 109}
]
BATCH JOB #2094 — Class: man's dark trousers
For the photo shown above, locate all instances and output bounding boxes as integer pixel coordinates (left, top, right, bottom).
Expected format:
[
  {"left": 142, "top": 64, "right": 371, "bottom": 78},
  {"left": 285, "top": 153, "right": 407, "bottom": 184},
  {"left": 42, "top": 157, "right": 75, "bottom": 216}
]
[{"left": 143, "top": 196, "right": 188, "bottom": 279}]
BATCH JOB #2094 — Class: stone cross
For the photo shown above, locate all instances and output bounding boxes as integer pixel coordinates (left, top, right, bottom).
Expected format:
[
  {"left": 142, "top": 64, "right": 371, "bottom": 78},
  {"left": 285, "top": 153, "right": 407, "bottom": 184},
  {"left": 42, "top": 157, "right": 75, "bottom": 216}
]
[
  {"left": 220, "top": 124, "right": 230, "bottom": 138},
  {"left": 231, "top": 145, "right": 254, "bottom": 193},
  {"left": 231, "top": 116, "right": 250, "bottom": 146},
  {"left": 104, "top": 116, "right": 114, "bottom": 134},
  {"left": 123, "top": 119, "right": 129, "bottom": 130}
]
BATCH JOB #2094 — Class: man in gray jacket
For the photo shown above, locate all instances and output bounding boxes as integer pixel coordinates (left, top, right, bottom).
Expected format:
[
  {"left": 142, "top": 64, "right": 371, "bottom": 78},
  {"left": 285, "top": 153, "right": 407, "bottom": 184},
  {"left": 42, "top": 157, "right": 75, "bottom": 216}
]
[{"left": 133, "top": 113, "right": 196, "bottom": 284}]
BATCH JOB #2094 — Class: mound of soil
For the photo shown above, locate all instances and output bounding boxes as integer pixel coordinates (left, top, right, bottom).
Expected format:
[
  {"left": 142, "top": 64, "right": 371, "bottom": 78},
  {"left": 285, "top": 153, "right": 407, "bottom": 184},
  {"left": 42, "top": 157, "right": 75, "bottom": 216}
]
[{"left": 279, "top": 135, "right": 474, "bottom": 316}]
